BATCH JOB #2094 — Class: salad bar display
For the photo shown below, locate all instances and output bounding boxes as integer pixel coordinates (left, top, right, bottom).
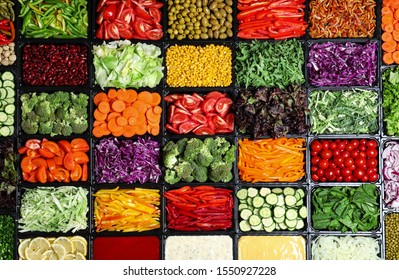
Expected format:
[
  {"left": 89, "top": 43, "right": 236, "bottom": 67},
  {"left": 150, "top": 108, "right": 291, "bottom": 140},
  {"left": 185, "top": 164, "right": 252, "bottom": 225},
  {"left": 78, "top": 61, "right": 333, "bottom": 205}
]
[{"left": 1, "top": 0, "right": 399, "bottom": 261}]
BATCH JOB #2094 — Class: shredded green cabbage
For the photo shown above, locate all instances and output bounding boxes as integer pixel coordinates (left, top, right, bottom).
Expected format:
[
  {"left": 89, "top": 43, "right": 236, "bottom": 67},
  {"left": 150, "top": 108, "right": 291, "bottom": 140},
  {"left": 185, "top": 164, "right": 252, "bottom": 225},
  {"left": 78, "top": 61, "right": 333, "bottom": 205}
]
[{"left": 19, "top": 186, "right": 88, "bottom": 233}]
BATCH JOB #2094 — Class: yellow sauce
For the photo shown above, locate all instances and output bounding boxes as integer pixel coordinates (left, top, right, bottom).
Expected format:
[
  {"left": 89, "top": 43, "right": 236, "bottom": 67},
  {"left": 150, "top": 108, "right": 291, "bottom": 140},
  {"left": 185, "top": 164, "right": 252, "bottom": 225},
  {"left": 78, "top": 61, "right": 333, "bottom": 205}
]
[{"left": 238, "top": 236, "right": 306, "bottom": 260}]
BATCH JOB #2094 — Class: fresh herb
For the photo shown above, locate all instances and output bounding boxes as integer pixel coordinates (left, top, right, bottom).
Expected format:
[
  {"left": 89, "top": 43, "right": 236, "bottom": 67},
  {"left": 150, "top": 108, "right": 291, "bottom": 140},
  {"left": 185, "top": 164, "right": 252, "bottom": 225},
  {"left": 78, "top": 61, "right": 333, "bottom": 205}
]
[
  {"left": 163, "top": 137, "right": 236, "bottom": 184},
  {"left": 312, "top": 184, "right": 380, "bottom": 233},
  {"left": 235, "top": 39, "right": 305, "bottom": 89},
  {"left": 20, "top": 91, "right": 88, "bottom": 136},
  {"left": 0, "top": 215, "right": 14, "bottom": 260},
  {"left": 0, "top": 138, "right": 16, "bottom": 209},
  {"left": 19, "top": 186, "right": 89, "bottom": 233},
  {"left": 383, "top": 67, "right": 399, "bottom": 136},
  {"left": 234, "top": 85, "right": 308, "bottom": 138},
  {"left": 309, "top": 89, "right": 379, "bottom": 134}
]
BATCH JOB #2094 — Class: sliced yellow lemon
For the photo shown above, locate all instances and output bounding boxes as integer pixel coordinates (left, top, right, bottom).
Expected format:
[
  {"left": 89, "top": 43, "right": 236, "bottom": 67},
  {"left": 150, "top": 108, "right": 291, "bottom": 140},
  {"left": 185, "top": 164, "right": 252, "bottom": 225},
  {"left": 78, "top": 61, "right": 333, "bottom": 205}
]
[
  {"left": 53, "top": 237, "right": 74, "bottom": 254},
  {"left": 51, "top": 244, "right": 66, "bottom": 260},
  {"left": 70, "top": 236, "right": 87, "bottom": 247},
  {"left": 47, "top": 237, "right": 56, "bottom": 244},
  {"left": 64, "top": 254, "right": 76, "bottom": 260},
  {"left": 25, "top": 247, "right": 43, "bottom": 260},
  {"left": 18, "top": 239, "right": 31, "bottom": 260},
  {"left": 75, "top": 252, "right": 86, "bottom": 260},
  {"left": 41, "top": 250, "right": 54, "bottom": 260},
  {"left": 48, "top": 252, "right": 59, "bottom": 260},
  {"left": 72, "top": 239, "right": 87, "bottom": 256},
  {"left": 29, "top": 237, "right": 51, "bottom": 254}
]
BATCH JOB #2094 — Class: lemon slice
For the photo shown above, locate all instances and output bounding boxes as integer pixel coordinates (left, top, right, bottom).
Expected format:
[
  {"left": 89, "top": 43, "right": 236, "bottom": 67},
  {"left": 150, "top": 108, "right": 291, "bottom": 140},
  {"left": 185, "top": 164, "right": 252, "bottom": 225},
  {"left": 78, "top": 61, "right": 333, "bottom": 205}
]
[
  {"left": 47, "top": 237, "right": 56, "bottom": 244},
  {"left": 18, "top": 239, "right": 31, "bottom": 260},
  {"left": 53, "top": 237, "right": 74, "bottom": 254},
  {"left": 64, "top": 254, "right": 76, "bottom": 260},
  {"left": 41, "top": 250, "right": 54, "bottom": 260},
  {"left": 48, "top": 252, "right": 59, "bottom": 260},
  {"left": 72, "top": 239, "right": 87, "bottom": 256},
  {"left": 25, "top": 247, "right": 42, "bottom": 260},
  {"left": 51, "top": 244, "right": 66, "bottom": 260},
  {"left": 29, "top": 237, "right": 51, "bottom": 254},
  {"left": 75, "top": 252, "right": 86, "bottom": 260},
  {"left": 70, "top": 236, "right": 87, "bottom": 247}
]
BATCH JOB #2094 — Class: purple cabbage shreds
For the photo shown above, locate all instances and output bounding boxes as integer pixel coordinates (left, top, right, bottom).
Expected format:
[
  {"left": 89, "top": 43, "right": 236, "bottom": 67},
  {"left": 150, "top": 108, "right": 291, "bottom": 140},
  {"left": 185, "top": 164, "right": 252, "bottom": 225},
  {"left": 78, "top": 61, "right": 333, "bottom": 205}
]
[
  {"left": 307, "top": 42, "right": 377, "bottom": 87},
  {"left": 94, "top": 137, "right": 162, "bottom": 184}
]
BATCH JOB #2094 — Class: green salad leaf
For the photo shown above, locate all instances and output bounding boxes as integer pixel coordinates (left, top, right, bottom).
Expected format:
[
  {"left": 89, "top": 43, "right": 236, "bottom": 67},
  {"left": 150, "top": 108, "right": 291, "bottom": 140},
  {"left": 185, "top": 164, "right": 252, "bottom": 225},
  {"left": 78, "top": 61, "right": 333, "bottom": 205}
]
[{"left": 383, "top": 67, "right": 399, "bottom": 135}]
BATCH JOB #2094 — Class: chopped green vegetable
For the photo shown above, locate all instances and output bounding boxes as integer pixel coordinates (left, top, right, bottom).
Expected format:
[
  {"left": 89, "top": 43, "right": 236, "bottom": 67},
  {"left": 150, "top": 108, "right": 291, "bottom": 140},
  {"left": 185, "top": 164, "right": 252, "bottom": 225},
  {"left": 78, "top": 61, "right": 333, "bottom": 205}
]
[
  {"left": 383, "top": 67, "right": 399, "bottom": 135},
  {"left": 0, "top": 215, "right": 14, "bottom": 260},
  {"left": 235, "top": 39, "right": 305, "bottom": 89},
  {"left": 93, "top": 40, "right": 164, "bottom": 89},
  {"left": 19, "top": 186, "right": 89, "bottom": 233},
  {"left": 20, "top": 91, "right": 88, "bottom": 136},
  {"left": 0, "top": 138, "right": 16, "bottom": 209},
  {"left": 309, "top": 89, "right": 379, "bottom": 134},
  {"left": 312, "top": 184, "right": 379, "bottom": 233}
]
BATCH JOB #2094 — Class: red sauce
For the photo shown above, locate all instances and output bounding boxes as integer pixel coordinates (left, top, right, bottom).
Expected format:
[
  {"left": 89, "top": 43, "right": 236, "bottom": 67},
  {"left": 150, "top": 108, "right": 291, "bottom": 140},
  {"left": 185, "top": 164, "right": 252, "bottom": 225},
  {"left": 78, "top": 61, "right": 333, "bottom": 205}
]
[{"left": 93, "top": 236, "right": 160, "bottom": 260}]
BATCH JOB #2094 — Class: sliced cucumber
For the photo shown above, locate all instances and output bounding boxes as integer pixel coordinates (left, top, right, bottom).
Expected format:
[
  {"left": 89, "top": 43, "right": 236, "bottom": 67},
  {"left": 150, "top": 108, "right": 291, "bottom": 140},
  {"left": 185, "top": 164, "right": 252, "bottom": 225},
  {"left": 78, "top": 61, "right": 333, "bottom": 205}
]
[
  {"left": 279, "top": 222, "right": 288, "bottom": 230},
  {"left": 246, "top": 197, "right": 253, "bottom": 205},
  {"left": 273, "top": 216, "right": 285, "bottom": 224},
  {"left": 253, "top": 208, "right": 260, "bottom": 215},
  {"left": 252, "top": 196, "right": 264, "bottom": 208},
  {"left": 262, "top": 217, "right": 274, "bottom": 227},
  {"left": 285, "top": 219, "right": 297, "bottom": 229},
  {"left": 259, "top": 187, "right": 271, "bottom": 197},
  {"left": 238, "top": 203, "right": 248, "bottom": 211},
  {"left": 0, "top": 126, "right": 10, "bottom": 136},
  {"left": 0, "top": 88, "right": 6, "bottom": 99},
  {"left": 251, "top": 223, "right": 263, "bottom": 231},
  {"left": 4, "top": 104, "right": 15, "bottom": 115},
  {"left": 259, "top": 207, "right": 271, "bottom": 218},
  {"left": 286, "top": 209, "right": 298, "bottom": 220},
  {"left": 237, "top": 189, "right": 248, "bottom": 200},
  {"left": 264, "top": 223, "right": 276, "bottom": 233},
  {"left": 275, "top": 223, "right": 280, "bottom": 230},
  {"left": 249, "top": 215, "right": 261, "bottom": 226},
  {"left": 3, "top": 115, "right": 14, "bottom": 125},
  {"left": 274, "top": 206, "right": 285, "bottom": 218},
  {"left": 276, "top": 195, "right": 285, "bottom": 206},
  {"left": 0, "top": 112, "right": 7, "bottom": 122},
  {"left": 285, "top": 195, "right": 297, "bottom": 206},
  {"left": 5, "top": 97, "right": 14, "bottom": 104},
  {"left": 295, "top": 199, "right": 304, "bottom": 207},
  {"left": 299, "top": 206, "right": 307, "bottom": 219},
  {"left": 247, "top": 187, "right": 258, "bottom": 198},
  {"left": 296, "top": 189, "right": 305, "bottom": 199},
  {"left": 240, "top": 209, "right": 252, "bottom": 220},
  {"left": 283, "top": 187, "right": 295, "bottom": 196},
  {"left": 5, "top": 87, "right": 14, "bottom": 97},
  {"left": 239, "top": 220, "right": 251, "bottom": 232},
  {"left": 265, "top": 193, "right": 278, "bottom": 205},
  {"left": 1, "top": 71, "right": 14, "bottom": 81},
  {"left": 3, "top": 81, "right": 14, "bottom": 89},
  {"left": 296, "top": 219, "right": 304, "bottom": 230},
  {"left": 272, "top": 188, "right": 283, "bottom": 194}
]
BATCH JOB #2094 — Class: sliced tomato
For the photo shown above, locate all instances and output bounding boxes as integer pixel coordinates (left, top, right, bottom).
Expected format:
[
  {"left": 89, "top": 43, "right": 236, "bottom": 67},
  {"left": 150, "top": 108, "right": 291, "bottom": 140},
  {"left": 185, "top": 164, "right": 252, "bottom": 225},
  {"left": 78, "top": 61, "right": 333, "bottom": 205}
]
[
  {"left": 215, "top": 129, "right": 232, "bottom": 134},
  {"left": 27, "top": 171, "right": 37, "bottom": 183},
  {"left": 174, "top": 99, "right": 191, "bottom": 112},
  {"left": 71, "top": 139, "right": 89, "bottom": 153},
  {"left": 54, "top": 156, "right": 63, "bottom": 166},
  {"left": 64, "top": 152, "right": 76, "bottom": 171},
  {"left": 18, "top": 146, "right": 28, "bottom": 155},
  {"left": 119, "top": 28, "right": 135, "bottom": 39},
  {"left": 179, "top": 121, "right": 200, "bottom": 134},
  {"left": 133, "top": 19, "right": 151, "bottom": 39},
  {"left": 53, "top": 167, "right": 69, "bottom": 182},
  {"left": 107, "top": 22, "right": 120, "bottom": 39},
  {"left": 103, "top": 4, "right": 117, "bottom": 20},
  {"left": 31, "top": 158, "right": 47, "bottom": 169},
  {"left": 96, "top": 7, "right": 105, "bottom": 25},
  {"left": 191, "top": 114, "right": 207, "bottom": 124},
  {"left": 114, "top": 19, "right": 129, "bottom": 31},
  {"left": 21, "top": 157, "right": 34, "bottom": 174},
  {"left": 96, "top": 0, "right": 107, "bottom": 12},
  {"left": 190, "top": 108, "right": 202, "bottom": 114},
  {"left": 35, "top": 166, "right": 47, "bottom": 184},
  {"left": 135, "top": 4, "right": 153, "bottom": 21},
  {"left": 201, "top": 98, "right": 217, "bottom": 113},
  {"left": 149, "top": 7, "right": 161, "bottom": 22},
  {"left": 25, "top": 139, "right": 41, "bottom": 150},
  {"left": 119, "top": 8, "right": 134, "bottom": 24},
  {"left": 171, "top": 113, "right": 190, "bottom": 124},
  {"left": 194, "top": 126, "right": 215, "bottom": 135},
  {"left": 47, "top": 159, "right": 56, "bottom": 172},
  {"left": 103, "top": 21, "right": 110, "bottom": 40},
  {"left": 147, "top": 29, "right": 163, "bottom": 40},
  {"left": 192, "top": 93, "right": 204, "bottom": 102},
  {"left": 215, "top": 97, "right": 233, "bottom": 118},
  {"left": 73, "top": 152, "right": 89, "bottom": 164},
  {"left": 207, "top": 116, "right": 216, "bottom": 132},
  {"left": 47, "top": 171, "right": 55, "bottom": 183},
  {"left": 171, "top": 123, "right": 180, "bottom": 129},
  {"left": 165, "top": 123, "right": 180, "bottom": 134},
  {"left": 39, "top": 147, "right": 55, "bottom": 159},
  {"left": 225, "top": 113, "right": 234, "bottom": 131},
  {"left": 206, "top": 91, "right": 226, "bottom": 99},
  {"left": 22, "top": 172, "right": 29, "bottom": 181},
  {"left": 42, "top": 141, "right": 60, "bottom": 156},
  {"left": 164, "top": 94, "right": 182, "bottom": 102},
  {"left": 26, "top": 149, "right": 39, "bottom": 159},
  {"left": 213, "top": 115, "right": 229, "bottom": 130},
  {"left": 82, "top": 164, "right": 88, "bottom": 182},
  {"left": 58, "top": 140, "right": 72, "bottom": 153},
  {"left": 168, "top": 105, "right": 176, "bottom": 123},
  {"left": 175, "top": 107, "right": 192, "bottom": 116},
  {"left": 95, "top": 23, "right": 105, "bottom": 39},
  {"left": 182, "top": 94, "right": 201, "bottom": 110},
  {"left": 71, "top": 164, "right": 83, "bottom": 182}
]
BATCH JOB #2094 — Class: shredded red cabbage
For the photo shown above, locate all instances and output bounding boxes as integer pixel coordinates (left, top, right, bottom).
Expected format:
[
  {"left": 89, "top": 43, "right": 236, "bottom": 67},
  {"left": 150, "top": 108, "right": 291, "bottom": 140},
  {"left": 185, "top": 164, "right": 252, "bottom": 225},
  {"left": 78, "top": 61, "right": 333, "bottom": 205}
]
[
  {"left": 308, "top": 42, "right": 377, "bottom": 87},
  {"left": 94, "top": 137, "right": 162, "bottom": 184}
]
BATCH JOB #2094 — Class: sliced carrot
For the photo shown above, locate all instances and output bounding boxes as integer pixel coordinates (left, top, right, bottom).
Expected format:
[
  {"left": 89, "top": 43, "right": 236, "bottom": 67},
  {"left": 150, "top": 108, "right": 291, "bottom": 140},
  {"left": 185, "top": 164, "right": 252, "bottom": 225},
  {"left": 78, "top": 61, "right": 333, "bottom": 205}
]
[
  {"left": 107, "top": 112, "right": 121, "bottom": 121},
  {"left": 392, "top": 2, "right": 399, "bottom": 9},
  {"left": 94, "top": 109, "right": 107, "bottom": 122},
  {"left": 100, "top": 122, "right": 111, "bottom": 136},
  {"left": 384, "top": 23, "right": 394, "bottom": 33},
  {"left": 93, "top": 120, "right": 105, "bottom": 127},
  {"left": 98, "top": 101, "right": 111, "bottom": 114},
  {"left": 149, "top": 92, "right": 161, "bottom": 106},
  {"left": 146, "top": 108, "right": 161, "bottom": 123},
  {"left": 147, "top": 120, "right": 159, "bottom": 127},
  {"left": 111, "top": 100, "right": 126, "bottom": 113},
  {"left": 108, "top": 118, "right": 121, "bottom": 133},
  {"left": 107, "top": 89, "right": 118, "bottom": 99},
  {"left": 393, "top": 51, "right": 399, "bottom": 64},
  {"left": 153, "top": 106, "right": 162, "bottom": 115},
  {"left": 92, "top": 126, "right": 104, "bottom": 138},
  {"left": 132, "top": 100, "right": 148, "bottom": 114},
  {"left": 383, "top": 32, "right": 394, "bottom": 42},
  {"left": 128, "top": 114, "right": 146, "bottom": 126},
  {"left": 383, "top": 41, "right": 397, "bottom": 52},
  {"left": 125, "top": 89, "right": 138, "bottom": 103},
  {"left": 124, "top": 102, "right": 132, "bottom": 108},
  {"left": 383, "top": 6, "right": 394, "bottom": 15},
  {"left": 116, "top": 116, "right": 128, "bottom": 126},
  {"left": 116, "top": 89, "right": 130, "bottom": 101},
  {"left": 137, "top": 91, "right": 152, "bottom": 104},
  {"left": 94, "top": 92, "right": 109, "bottom": 106},
  {"left": 150, "top": 126, "right": 160, "bottom": 136},
  {"left": 135, "top": 124, "right": 148, "bottom": 136},
  {"left": 123, "top": 125, "right": 136, "bottom": 138},
  {"left": 113, "top": 126, "right": 124, "bottom": 137},
  {"left": 395, "top": 22, "right": 399, "bottom": 31},
  {"left": 383, "top": 15, "right": 394, "bottom": 25},
  {"left": 383, "top": 52, "right": 394, "bottom": 64},
  {"left": 384, "top": 0, "right": 393, "bottom": 7},
  {"left": 123, "top": 106, "right": 139, "bottom": 118}
]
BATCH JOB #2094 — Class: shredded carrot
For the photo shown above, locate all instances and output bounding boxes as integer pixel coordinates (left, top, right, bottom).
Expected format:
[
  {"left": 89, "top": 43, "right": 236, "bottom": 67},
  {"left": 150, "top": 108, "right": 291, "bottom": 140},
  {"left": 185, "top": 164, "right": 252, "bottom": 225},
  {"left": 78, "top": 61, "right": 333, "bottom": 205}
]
[{"left": 238, "top": 138, "right": 306, "bottom": 183}]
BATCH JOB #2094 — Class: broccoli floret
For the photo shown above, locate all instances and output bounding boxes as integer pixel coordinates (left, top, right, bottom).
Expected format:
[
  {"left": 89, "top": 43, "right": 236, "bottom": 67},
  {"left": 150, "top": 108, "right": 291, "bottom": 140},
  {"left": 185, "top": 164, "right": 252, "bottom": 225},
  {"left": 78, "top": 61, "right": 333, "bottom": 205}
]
[
  {"left": 69, "top": 106, "right": 87, "bottom": 118},
  {"left": 25, "top": 111, "right": 39, "bottom": 122},
  {"left": 21, "top": 120, "right": 38, "bottom": 134},
  {"left": 35, "top": 100, "right": 51, "bottom": 118},
  {"left": 174, "top": 161, "right": 194, "bottom": 181},
  {"left": 21, "top": 93, "right": 39, "bottom": 112},
  {"left": 196, "top": 145, "right": 214, "bottom": 167},
  {"left": 54, "top": 91, "right": 70, "bottom": 103},
  {"left": 203, "top": 137, "right": 218, "bottom": 152},
  {"left": 52, "top": 121, "right": 63, "bottom": 135},
  {"left": 55, "top": 107, "right": 68, "bottom": 120},
  {"left": 214, "top": 137, "right": 231, "bottom": 155},
  {"left": 164, "top": 169, "right": 181, "bottom": 185},
  {"left": 70, "top": 93, "right": 89, "bottom": 108},
  {"left": 176, "top": 138, "right": 188, "bottom": 154},
  {"left": 224, "top": 145, "right": 237, "bottom": 163},
  {"left": 61, "top": 124, "right": 73, "bottom": 136},
  {"left": 163, "top": 141, "right": 177, "bottom": 153},
  {"left": 163, "top": 144, "right": 180, "bottom": 169},
  {"left": 183, "top": 138, "right": 203, "bottom": 161},
  {"left": 70, "top": 117, "right": 88, "bottom": 134},
  {"left": 38, "top": 121, "right": 53, "bottom": 135},
  {"left": 37, "top": 92, "right": 49, "bottom": 101},
  {"left": 191, "top": 162, "right": 208, "bottom": 182},
  {"left": 182, "top": 175, "right": 194, "bottom": 183},
  {"left": 209, "top": 161, "right": 233, "bottom": 183}
]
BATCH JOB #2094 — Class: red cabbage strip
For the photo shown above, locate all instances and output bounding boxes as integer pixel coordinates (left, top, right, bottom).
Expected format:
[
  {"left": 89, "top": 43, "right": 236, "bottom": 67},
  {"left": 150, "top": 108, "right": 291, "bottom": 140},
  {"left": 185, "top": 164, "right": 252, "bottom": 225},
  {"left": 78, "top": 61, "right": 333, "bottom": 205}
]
[
  {"left": 308, "top": 42, "right": 377, "bottom": 87},
  {"left": 94, "top": 137, "right": 162, "bottom": 184},
  {"left": 383, "top": 141, "right": 399, "bottom": 208}
]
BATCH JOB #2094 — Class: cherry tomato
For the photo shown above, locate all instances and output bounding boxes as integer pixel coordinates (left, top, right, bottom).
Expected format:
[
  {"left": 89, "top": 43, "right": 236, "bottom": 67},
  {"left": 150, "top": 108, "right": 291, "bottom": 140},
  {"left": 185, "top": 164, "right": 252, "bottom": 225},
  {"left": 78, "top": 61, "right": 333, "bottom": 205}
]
[
  {"left": 366, "top": 148, "right": 378, "bottom": 158},
  {"left": 360, "top": 139, "right": 367, "bottom": 146},
  {"left": 350, "top": 139, "right": 359, "bottom": 148},
  {"left": 344, "top": 175, "right": 353, "bottom": 182},
  {"left": 334, "top": 156, "right": 344, "bottom": 165},
  {"left": 325, "top": 169, "right": 335, "bottom": 180},
  {"left": 321, "top": 140, "right": 329, "bottom": 150},
  {"left": 321, "top": 150, "right": 332, "bottom": 159},
  {"left": 341, "top": 151, "right": 350, "bottom": 158},
  {"left": 320, "top": 177, "right": 327, "bottom": 182},
  {"left": 311, "top": 174, "right": 319, "bottom": 181},
  {"left": 349, "top": 164, "right": 356, "bottom": 171},
  {"left": 368, "top": 173, "right": 379, "bottom": 182},
  {"left": 350, "top": 150, "right": 359, "bottom": 158},
  {"left": 337, "top": 142, "right": 346, "bottom": 150},
  {"left": 360, "top": 175, "right": 369, "bottom": 182},
  {"left": 341, "top": 168, "right": 352, "bottom": 177},
  {"left": 333, "top": 149, "right": 341, "bottom": 157},
  {"left": 336, "top": 176, "right": 343, "bottom": 182},
  {"left": 345, "top": 143, "right": 355, "bottom": 151},
  {"left": 366, "top": 168, "right": 376, "bottom": 176},
  {"left": 311, "top": 151, "right": 319, "bottom": 157},
  {"left": 316, "top": 169, "right": 324, "bottom": 177},
  {"left": 359, "top": 145, "right": 366, "bottom": 152},
  {"left": 318, "top": 159, "right": 329, "bottom": 169},
  {"left": 311, "top": 141, "right": 322, "bottom": 152},
  {"left": 311, "top": 156, "right": 321, "bottom": 165},
  {"left": 358, "top": 151, "right": 367, "bottom": 158},
  {"left": 329, "top": 162, "right": 336, "bottom": 169},
  {"left": 353, "top": 168, "right": 365, "bottom": 179},
  {"left": 329, "top": 142, "right": 337, "bottom": 150},
  {"left": 366, "top": 158, "right": 378, "bottom": 168},
  {"left": 354, "top": 157, "right": 366, "bottom": 168},
  {"left": 344, "top": 158, "right": 354, "bottom": 167},
  {"left": 311, "top": 166, "right": 318, "bottom": 173},
  {"left": 366, "top": 140, "right": 378, "bottom": 148},
  {"left": 333, "top": 168, "right": 341, "bottom": 176}
]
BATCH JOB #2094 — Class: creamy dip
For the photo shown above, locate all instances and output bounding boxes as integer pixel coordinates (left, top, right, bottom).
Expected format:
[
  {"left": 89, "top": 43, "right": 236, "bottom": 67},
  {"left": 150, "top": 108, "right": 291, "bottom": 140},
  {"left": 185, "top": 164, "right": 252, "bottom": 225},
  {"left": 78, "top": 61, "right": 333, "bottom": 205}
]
[
  {"left": 238, "top": 236, "right": 306, "bottom": 260},
  {"left": 165, "top": 235, "right": 233, "bottom": 260}
]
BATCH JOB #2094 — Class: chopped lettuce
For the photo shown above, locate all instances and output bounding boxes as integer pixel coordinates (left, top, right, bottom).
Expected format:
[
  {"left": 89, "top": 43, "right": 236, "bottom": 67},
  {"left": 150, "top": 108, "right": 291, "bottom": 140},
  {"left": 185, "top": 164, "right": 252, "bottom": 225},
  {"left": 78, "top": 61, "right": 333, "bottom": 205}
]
[{"left": 93, "top": 40, "right": 164, "bottom": 89}]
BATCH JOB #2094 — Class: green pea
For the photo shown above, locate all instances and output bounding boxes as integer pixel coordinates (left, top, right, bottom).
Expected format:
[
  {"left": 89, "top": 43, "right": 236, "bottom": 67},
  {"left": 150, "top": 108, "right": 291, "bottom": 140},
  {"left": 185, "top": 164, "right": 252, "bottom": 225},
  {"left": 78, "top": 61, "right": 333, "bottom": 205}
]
[
  {"left": 209, "top": 1, "right": 217, "bottom": 10},
  {"left": 219, "top": 33, "right": 227, "bottom": 39},
  {"left": 196, "top": 0, "right": 202, "bottom": 7},
  {"left": 200, "top": 33, "right": 209, "bottom": 39},
  {"left": 224, "top": 6, "right": 233, "bottom": 14},
  {"left": 177, "top": 14, "right": 183, "bottom": 19},
  {"left": 213, "top": 30, "right": 220, "bottom": 39},
  {"left": 219, "top": 26, "right": 226, "bottom": 33},
  {"left": 225, "top": 21, "right": 232, "bottom": 29},
  {"left": 201, "top": 17, "right": 209, "bottom": 26},
  {"left": 217, "top": 3, "right": 225, "bottom": 9},
  {"left": 194, "top": 34, "right": 200, "bottom": 39},
  {"left": 225, "top": 0, "right": 233, "bottom": 5},
  {"left": 226, "top": 28, "right": 233, "bottom": 37},
  {"left": 204, "top": 7, "right": 210, "bottom": 14},
  {"left": 227, "top": 14, "right": 233, "bottom": 22},
  {"left": 197, "top": 7, "right": 202, "bottom": 12}
]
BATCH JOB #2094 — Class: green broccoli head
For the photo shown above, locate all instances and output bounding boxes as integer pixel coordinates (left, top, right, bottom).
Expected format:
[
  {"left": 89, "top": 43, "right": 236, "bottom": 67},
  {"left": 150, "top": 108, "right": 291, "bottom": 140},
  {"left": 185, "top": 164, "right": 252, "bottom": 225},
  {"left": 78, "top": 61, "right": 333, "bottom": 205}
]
[
  {"left": 35, "top": 100, "right": 51, "bottom": 118},
  {"left": 55, "top": 107, "right": 68, "bottom": 120},
  {"left": 38, "top": 121, "right": 53, "bottom": 135},
  {"left": 174, "top": 161, "right": 194, "bottom": 181},
  {"left": 70, "top": 117, "right": 88, "bottom": 134},
  {"left": 61, "top": 124, "right": 73, "bottom": 136},
  {"left": 25, "top": 111, "right": 39, "bottom": 122},
  {"left": 70, "top": 93, "right": 89, "bottom": 108},
  {"left": 21, "top": 93, "right": 39, "bottom": 113},
  {"left": 163, "top": 143, "right": 180, "bottom": 169},
  {"left": 176, "top": 138, "right": 189, "bottom": 154},
  {"left": 214, "top": 137, "right": 231, "bottom": 155},
  {"left": 224, "top": 145, "right": 237, "bottom": 163},
  {"left": 21, "top": 120, "right": 38, "bottom": 134},
  {"left": 196, "top": 145, "right": 214, "bottom": 167},
  {"left": 52, "top": 121, "right": 64, "bottom": 135},
  {"left": 69, "top": 106, "right": 88, "bottom": 118},
  {"left": 54, "top": 91, "right": 70, "bottom": 103},
  {"left": 37, "top": 92, "right": 49, "bottom": 102},
  {"left": 191, "top": 162, "right": 208, "bottom": 183},
  {"left": 182, "top": 175, "right": 194, "bottom": 183},
  {"left": 209, "top": 161, "right": 233, "bottom": 183},
  {"left": 183, "top": 138, "right": 203, "bottom": 161},
  {"left": 164, "top": 169, "right": 181, "bottom": 185}
]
